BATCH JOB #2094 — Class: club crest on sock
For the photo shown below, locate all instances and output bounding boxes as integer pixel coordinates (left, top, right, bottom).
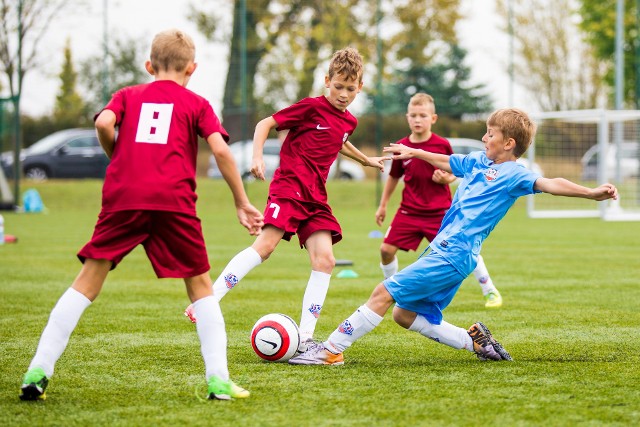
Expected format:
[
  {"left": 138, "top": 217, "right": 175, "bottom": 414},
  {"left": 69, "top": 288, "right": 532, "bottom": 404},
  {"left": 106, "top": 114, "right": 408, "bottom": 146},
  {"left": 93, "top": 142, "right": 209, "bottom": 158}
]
[
  {"left": 225, "top": 273, "right": 239, "bottom": 289},
  {"left": 308, "top": 303, "right": 322, "bottom": 318},
  {"left": 338, "top": 319, "right": 354, "bottom": 335}
]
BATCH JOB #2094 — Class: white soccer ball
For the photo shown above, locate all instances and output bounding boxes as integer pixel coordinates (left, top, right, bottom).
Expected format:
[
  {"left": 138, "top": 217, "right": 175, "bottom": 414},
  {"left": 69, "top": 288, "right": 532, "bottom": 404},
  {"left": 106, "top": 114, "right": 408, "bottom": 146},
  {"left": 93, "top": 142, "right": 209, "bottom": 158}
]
[{"left": 250, "top": 313, "right": 301, "bottom": 362}]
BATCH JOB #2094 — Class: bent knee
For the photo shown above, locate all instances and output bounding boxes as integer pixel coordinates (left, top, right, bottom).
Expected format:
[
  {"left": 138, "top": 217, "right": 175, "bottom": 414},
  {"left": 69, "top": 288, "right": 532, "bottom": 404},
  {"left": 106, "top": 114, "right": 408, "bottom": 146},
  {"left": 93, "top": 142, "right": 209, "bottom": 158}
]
[
  {"left": 392, "top": 306, "right": 415, "bottom": 329},
  {"left": 252, "top": 242, "right": 277, "bottom": 261},
  {"left": 380, "top": 243, "right": 397, "bottom": 263},
  {"left": 311, "top": 253, "right": 336, "bottom": 273}
]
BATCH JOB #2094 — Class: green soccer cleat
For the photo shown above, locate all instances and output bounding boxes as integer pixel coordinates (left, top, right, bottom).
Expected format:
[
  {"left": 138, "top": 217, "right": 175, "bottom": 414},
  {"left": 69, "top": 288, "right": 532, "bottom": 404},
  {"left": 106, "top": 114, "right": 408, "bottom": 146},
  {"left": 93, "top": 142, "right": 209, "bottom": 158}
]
[
  {"left": 207, "top": 375, "right": 250, "bottom": 400},
  {"left": 19, "top": 367, "right": 49, "bottom": 401},
  {"left": 484, "top": 290, "right": 503, "bottom": 308}
]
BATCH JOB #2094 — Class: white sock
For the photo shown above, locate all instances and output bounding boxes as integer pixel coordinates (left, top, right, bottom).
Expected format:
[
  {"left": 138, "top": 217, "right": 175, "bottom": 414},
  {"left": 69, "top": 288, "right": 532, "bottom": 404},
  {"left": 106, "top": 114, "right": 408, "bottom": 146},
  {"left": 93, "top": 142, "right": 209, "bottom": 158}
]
[
  {"left": 193, "top": 296, "right": 229, "bottom": 381},
  {"left": 325, "top": 305, "right": 383, "bottom": 353},
  {"left": 408, "top": 315, "right": 474, "bottom": 352},
  {"left": 212, "top": 247, "right": 262, "bottom": 301},
  {"left": 473, "top": 255, "right": 497, "bottom": 296},
  {"left": 298, "top": 271, "right": 331, "bottom": 341},
  {"left": 380, "top": 257, "right": 398, "bottom": 279},
  {"left": 29, "top": 287, "right": 92, "bottom": 377}
]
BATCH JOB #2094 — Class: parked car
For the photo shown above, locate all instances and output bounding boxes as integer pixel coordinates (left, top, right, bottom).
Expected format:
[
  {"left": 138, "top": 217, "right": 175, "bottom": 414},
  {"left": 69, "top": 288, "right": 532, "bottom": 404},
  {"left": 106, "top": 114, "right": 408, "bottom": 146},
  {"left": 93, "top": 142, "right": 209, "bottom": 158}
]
[
  {"left": 1, "top": 128, "right": 109, "bottom": 180},
  {"left": 208, "top": 138, "right": 366, "bottom": 181},
  {"left": 580, "top": 142, "right": 639, "bottom": 181}
]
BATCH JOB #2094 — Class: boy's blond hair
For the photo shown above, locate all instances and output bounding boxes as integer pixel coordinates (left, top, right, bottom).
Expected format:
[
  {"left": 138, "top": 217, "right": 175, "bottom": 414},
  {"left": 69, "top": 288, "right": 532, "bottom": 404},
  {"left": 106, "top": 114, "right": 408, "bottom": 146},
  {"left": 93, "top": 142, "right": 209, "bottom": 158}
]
[
  {"left": 487, "top": 108, "right": 537, "bottom": 158},
  {"left": 150, "top": 29, "right": 195, "bottom": 73},
  {"left": 328, "top": 47, "right": 364, "bottom": 83},
  {"left": 409, "top": 93, "right": 436, "bottom": 113}
]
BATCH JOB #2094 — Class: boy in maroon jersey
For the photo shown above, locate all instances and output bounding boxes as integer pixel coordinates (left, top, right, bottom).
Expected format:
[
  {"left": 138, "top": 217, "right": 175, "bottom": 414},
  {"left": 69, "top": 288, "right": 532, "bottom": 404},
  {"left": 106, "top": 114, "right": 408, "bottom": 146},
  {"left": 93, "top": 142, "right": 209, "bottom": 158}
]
[
  {"left": 19, "top": 29, "right": 263, "bottom": 402},
  {"left": 376, "top": 93, "right": 502, "bottom": 308},
  {"left": 184, "top": 47, "right": 385, "bottom": 350}
]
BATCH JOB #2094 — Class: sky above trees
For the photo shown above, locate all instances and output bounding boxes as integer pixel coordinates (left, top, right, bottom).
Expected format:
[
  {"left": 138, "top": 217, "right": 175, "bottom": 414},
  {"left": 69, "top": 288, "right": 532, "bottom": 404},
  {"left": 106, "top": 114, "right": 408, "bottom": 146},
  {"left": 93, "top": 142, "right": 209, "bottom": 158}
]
[{"left": 14, "top": 0, "right": 515, "bottom": 117}]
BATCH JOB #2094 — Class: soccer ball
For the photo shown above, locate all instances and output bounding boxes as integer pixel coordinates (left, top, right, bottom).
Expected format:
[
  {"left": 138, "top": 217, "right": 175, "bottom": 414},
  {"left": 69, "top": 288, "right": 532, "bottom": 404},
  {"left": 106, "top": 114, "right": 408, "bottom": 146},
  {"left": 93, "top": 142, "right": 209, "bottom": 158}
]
[{"left": 250, "top": 313, "right": 301, "bottom": 362}]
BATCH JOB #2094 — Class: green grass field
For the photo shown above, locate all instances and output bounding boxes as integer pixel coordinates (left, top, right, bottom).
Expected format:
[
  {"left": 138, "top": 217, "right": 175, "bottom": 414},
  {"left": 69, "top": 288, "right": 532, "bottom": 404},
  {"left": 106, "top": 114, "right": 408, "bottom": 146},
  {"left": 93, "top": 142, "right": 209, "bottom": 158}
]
[{"left": 1, "top": 179, "right": 639, "bottom": 426}]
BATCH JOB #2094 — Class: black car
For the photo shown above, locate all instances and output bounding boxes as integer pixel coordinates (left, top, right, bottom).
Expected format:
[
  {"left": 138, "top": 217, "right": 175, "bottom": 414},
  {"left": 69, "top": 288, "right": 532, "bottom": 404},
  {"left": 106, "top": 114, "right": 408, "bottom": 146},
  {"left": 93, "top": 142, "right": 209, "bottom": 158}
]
[{"left": 1, "top": 128, "right": 109, "bottom": 180}]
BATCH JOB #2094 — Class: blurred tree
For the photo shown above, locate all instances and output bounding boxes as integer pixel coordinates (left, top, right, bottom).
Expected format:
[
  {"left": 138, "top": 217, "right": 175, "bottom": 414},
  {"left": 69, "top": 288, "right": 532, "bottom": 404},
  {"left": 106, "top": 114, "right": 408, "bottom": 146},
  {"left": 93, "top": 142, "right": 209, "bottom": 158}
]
[
  {"left": 374, "top": 44, "right": 493, "bottom": 118},
  {"left": 496, "top": 0, "right": 607, "bottom": 111},
  {"left": 188, "top": 0, "right": 271, "bottom": 139},
  {"left": 53, "top": 39, "right": 88, "bottom": 127},
  {"left": 189, "top": 0, "right": 465, "bottom": 135},
  {"left": 579, "top": 0, "right": 639, "bottom": 108},
  {"left": 78, "top": 36, "right": 149, "bottom": 116},
  {"left": 0, "top": 0, "right": 72, "bottom": 99}
]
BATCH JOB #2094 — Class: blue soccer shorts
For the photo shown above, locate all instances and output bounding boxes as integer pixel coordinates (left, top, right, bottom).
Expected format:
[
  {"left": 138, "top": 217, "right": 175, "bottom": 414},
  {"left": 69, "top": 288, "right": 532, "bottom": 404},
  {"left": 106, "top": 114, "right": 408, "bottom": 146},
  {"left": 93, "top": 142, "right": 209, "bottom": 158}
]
[{"left": 383, "top": 250, "right": 465, "bottom": 325}]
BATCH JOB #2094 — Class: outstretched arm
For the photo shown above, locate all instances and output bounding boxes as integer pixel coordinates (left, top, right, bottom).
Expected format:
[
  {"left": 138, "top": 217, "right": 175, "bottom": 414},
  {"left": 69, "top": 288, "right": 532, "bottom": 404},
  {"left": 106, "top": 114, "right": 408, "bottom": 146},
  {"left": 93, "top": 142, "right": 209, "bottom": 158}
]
[
  {"left": 534, "top": 177, "right": 618, "bottom": 201},
  {"left": 383, "top": 143, "right": 452, "bottom": 172},
  {"left": 340, "top": 141, "right": 386, "bottom": 172}
]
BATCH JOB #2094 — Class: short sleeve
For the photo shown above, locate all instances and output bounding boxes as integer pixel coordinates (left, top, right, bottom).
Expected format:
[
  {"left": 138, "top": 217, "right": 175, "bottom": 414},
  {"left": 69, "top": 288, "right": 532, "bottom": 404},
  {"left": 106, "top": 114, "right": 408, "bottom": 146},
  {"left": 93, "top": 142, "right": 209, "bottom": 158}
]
[
  {"left": 198, "top": 100, "right": 229, "bottom": 142},
  {"left": 449, "top": 153, "right": 469, "bottom": 178},
  {"left": 98, "top": 88, "right": 126, "bottom": 124},
  {"left": 508, "top": 167, "right": 541, "bottom": 197},
  {"left": 273, "top": 98, "right": 314, "bottom": 131}
]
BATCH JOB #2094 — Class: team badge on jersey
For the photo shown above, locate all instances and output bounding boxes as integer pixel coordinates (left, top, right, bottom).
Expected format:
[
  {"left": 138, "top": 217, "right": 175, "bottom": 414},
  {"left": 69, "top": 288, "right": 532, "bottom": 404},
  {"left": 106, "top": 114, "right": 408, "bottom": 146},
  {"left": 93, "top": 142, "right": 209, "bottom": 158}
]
[
  {"left": 224, "top": 273, "right": 239, "bottom": 289},
  {"left": 338, "top": 319, "right": 354, "bottom": 335},
  {"left": 308, "top": 303, "right": 322, "bottom": 318},
  {"left": 484, "top": 168, "right": 499, "bottom": 181}
]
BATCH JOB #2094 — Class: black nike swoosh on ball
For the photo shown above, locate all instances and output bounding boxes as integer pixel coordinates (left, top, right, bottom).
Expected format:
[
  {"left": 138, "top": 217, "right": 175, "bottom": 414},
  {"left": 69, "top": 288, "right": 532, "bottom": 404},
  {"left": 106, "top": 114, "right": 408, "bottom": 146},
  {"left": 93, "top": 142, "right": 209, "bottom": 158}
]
[{"left": 259, "top": 339, "right": 278, "bottom": 349}]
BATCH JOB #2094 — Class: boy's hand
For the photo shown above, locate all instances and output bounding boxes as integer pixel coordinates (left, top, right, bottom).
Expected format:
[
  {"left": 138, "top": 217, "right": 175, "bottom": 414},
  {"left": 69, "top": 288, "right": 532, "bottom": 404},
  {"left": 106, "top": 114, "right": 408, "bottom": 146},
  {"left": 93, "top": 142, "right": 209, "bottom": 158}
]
[
  {"left": 375, "top": 206, "right": 386, "bottom": 226},
  {"left": 250, "top": 157, "right": 266, "bottom": 181},
  {"left": 432, "top": 169, "right": 455, "bottom": 185},
  {"left": 383, "top": 143, "right": 415, "bottom": 159},
  {"left": 363, "top": 156, "right": 387, "bottom": 172},
  {"left": 237, "top": 204, "right": 264, "bottom": 236},
  {"left": 590, "top": 183, "right": 618, "bottom": 201}
]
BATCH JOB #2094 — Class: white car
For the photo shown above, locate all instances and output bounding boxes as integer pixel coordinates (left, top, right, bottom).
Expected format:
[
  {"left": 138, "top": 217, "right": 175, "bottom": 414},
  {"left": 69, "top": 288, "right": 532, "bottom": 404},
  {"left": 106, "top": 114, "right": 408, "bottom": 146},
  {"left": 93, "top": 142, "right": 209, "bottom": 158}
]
[
  {"left": 581, "top": 142, "right": 638, "bottom": 181},
  {"left": 208, "top": 138, "right": 366, "bottom": 181}
]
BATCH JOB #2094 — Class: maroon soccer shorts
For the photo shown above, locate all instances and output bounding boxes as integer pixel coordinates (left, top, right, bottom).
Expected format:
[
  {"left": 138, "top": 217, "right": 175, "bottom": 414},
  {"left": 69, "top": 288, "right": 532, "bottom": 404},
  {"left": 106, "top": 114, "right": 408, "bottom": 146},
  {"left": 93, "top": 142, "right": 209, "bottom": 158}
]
[
  {"left": 263, "top": 195, "right": 342, "bottom": 247},
  {"left": 78, "top": 210, "right": 210, "bottom": 278},
  {"left": 383, "top": 210, "right": 445, "bottom": 251}
]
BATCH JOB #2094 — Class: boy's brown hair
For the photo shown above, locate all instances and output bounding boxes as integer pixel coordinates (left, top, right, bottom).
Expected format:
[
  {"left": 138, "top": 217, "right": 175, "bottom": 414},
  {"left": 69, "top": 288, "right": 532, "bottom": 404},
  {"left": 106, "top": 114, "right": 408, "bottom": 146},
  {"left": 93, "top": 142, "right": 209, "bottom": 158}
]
[
  {"left": 487, "top": 108, "right": 537, "bottom": 158},
  {"left": 150, "top": 29, "right": 195, "bottom": 73},
  {"left": 409, "top": 93, "right": 436, "bottom": 113},
  {"left": 328, "top": 47, "right": 364, "bottom": 83}
]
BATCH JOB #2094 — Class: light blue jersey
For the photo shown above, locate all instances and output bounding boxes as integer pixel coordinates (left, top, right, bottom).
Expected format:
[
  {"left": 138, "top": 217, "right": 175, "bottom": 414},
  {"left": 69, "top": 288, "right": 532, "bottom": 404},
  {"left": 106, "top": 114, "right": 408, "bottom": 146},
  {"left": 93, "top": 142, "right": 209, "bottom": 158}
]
[
  {"left": 430, "top": 151, "right": 541, "bottom": 276},
  {"left": 384, "top": 151, "right": 541, "bottom": 324}
]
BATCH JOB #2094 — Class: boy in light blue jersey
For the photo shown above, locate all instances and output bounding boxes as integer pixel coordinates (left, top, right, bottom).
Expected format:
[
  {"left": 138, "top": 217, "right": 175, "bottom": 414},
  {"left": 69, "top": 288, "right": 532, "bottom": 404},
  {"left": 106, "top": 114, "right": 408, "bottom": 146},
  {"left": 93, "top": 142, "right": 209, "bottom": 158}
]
[{"left": 290, "top": 108, "right": 618, "bottom": 365}]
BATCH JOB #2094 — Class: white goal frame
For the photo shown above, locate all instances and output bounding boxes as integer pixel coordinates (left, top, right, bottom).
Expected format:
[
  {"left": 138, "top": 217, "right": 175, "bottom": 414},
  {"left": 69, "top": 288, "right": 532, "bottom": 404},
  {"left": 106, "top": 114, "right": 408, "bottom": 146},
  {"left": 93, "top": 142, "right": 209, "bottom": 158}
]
[{"left": 527, "top": 109, "right": 640, "bottom": 221}]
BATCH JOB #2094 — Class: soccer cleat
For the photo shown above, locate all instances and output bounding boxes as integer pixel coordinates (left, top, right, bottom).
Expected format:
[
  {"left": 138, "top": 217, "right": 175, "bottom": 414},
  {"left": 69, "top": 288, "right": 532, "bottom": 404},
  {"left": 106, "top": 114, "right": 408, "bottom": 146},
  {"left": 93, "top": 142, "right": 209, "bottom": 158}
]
[
  {"left": 19, "top": 367, "right": 49, "bottom": 401},
  {"left": 467, "top": 322, "right": 513, "bottom": 361},
  {"left": 184, "top": 304, "right": 197, "bottom": 323},
  {"left": 484, "top": 290, "right": 503, "bottom": 308},
  {"left": 207, "top": 375, "right": 250, "bottom": 400},
  {"left": 288, "top": 342, "right": 344, "bottom": 366},
  {"left": 297, "top": 337, "right": 319, "bottom": 354}
]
